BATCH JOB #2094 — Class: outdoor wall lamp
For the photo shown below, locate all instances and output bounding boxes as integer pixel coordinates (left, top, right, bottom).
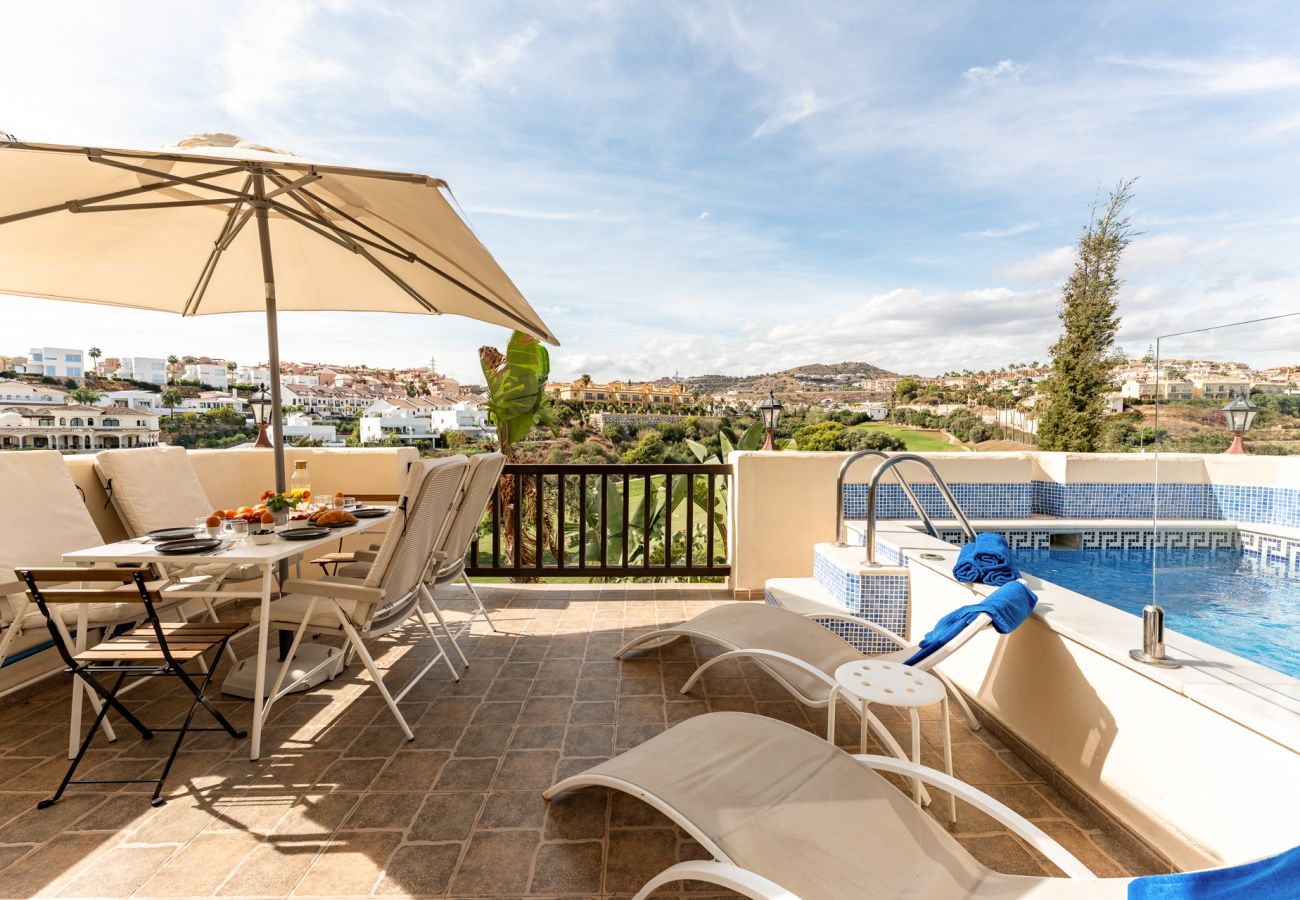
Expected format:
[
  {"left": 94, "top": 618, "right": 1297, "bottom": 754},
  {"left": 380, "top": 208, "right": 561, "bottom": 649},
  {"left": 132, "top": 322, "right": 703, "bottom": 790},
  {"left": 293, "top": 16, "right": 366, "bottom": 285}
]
[
  {"left": 758, "top": 391, "right": 783, "bottom": 451},
  {"left": 249, "top": 383, "right": 274, "bottom": 448},
  {"left": 1220, "top": 391, "right": 1258, "bottom": 455}
]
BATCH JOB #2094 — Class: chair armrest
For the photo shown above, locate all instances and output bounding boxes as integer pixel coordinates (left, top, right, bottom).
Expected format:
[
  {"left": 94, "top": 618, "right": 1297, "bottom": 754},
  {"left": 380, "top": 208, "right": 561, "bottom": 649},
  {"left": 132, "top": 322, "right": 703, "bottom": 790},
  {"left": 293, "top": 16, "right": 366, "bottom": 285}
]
[
  {"left": 852, "top": 755, "right": 1095, "bottom": 878},
  {"left": 630, "top": 860, "right": 796, "bottom": 900},
  {"left": 281, "top": 577, "right": 382, "bottom": 605},
  {"left": 353, "top": 550, "right": 378, "bottom": 563}
]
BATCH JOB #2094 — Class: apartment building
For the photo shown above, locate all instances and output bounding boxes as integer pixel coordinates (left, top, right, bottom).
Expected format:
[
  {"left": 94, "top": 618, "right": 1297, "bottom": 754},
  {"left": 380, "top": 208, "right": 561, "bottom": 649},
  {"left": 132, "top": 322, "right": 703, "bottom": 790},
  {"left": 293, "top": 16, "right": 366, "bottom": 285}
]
[
  {"left": 116, "top": 356, "right": 169, "bottom": 385},
  {"left": 0, "top": 379, "right": 68, "bottom": 405},
  {"left": 183, "top": 362, "right": 230, "bottom": 390},
  {"left": 547, "top": 378, "right": 692, "bottom": 406},
  {"left": 23, "top": 347, "right": 85, "bottom": 380}
]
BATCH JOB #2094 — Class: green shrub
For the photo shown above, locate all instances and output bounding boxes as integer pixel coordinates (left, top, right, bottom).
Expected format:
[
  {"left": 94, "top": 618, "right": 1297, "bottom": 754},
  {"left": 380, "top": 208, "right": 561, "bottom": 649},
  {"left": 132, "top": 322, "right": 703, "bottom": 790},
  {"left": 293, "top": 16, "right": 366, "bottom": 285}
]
[
  {"left": 843, "top": 428, "right": 905, "bottom": 452},
  {"left": 794, "top": 421, "right": 846, "bottom": 451}
]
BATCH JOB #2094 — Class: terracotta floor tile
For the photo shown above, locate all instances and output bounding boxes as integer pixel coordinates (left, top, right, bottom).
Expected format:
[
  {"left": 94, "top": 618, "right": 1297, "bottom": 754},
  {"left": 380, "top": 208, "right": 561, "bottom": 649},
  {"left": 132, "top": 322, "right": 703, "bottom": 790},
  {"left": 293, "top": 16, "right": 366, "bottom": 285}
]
[
  {"left": 135, "top": 831, "right": 260, "bottom": 897},
  {"left": 295, "top": 830, "right": 402, "bottom": 896},
  {"left": 410, "top": 791, "right": 485, "bottom": 841},
  {"left": 369, "top": 749, "right": 450, "bottom": 792},
  {"left": 60, "top": 845, "right": 176, "bottom": 898},
  {"left": 530, "top": 840, "right": 604, "bottom": 894},
  {"left": 478, "top": 790, "right": 548, "bottom": 830},
  {"left": 605, "top": 828, "right": 679, "bottom": 894},
  {"left": 450, "top": 829, "right": 540, "bottom": 896},
  {"left": 375, "top": 842, "right": 461, "bottom": 895},
  {"left": 0, "top": 833, "right": 109, "bottom": 898},
  {"left": 342, "top": 791, "right": 424, "bottom": 830}
]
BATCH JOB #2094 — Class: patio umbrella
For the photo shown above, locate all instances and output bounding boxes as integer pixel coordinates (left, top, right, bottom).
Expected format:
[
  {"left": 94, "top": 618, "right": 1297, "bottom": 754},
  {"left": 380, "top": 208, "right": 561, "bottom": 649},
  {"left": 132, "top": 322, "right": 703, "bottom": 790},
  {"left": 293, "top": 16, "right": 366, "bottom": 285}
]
[{"left": 0, "top": 132, "right": 557, "bottom": 491}]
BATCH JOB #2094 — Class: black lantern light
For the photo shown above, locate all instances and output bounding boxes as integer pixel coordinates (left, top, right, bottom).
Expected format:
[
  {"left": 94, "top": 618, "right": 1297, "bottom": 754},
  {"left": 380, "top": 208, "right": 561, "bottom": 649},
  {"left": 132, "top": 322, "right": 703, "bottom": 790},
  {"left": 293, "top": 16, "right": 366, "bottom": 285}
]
[
  {"left": 1220, "top": 391, "right": 1259, "bottom": 455},
  {"left": 249, "top": 383, "right": 274, "bottom": 448},
  {"left": 758, "top": 391, "right": 783, "bottom": 451}
]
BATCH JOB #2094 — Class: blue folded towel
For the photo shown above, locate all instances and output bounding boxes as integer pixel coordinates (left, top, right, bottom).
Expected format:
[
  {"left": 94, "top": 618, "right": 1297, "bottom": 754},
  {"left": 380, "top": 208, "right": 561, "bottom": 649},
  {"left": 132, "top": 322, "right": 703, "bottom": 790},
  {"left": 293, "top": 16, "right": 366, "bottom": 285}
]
[
  {"left": 953, "top": 532, "right": 1020, "bottom": 586},
  {"left": 904, "top": 581, "right": 1037, "bottom": 666},
  {"left": 1129, "top": 845, "right": 1300, "bottom": 899}
]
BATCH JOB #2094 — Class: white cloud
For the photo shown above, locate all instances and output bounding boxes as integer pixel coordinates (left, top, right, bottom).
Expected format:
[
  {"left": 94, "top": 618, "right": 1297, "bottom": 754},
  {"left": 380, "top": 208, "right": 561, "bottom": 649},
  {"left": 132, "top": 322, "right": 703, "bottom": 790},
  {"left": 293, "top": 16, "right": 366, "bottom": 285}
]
[
  {"left": 753, "top": 88, "right": 826, "bottom": 138},
  {"left": 968, "top": 222, "right": 1039, "bottom": 239},
  {"left": 963, "top": 59, "right": 1025, "bottom": 85},
  {"left": 1105, "top": 54, "right": 1300, "bottom": 93},
  {"left": 1002, "top": 246, "right": 1075, "bottom": 281},
  {"left": 459, "top": 23, "right": 539, "bottom": 87}
]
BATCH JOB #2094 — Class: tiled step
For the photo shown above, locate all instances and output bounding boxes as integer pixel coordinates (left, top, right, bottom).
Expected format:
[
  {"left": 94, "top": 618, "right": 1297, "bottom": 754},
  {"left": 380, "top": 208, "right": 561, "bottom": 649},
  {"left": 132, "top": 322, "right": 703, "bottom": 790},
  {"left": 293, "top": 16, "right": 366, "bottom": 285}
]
[{"left": 759, "top": 567, "right": 915, "bottom": 658}]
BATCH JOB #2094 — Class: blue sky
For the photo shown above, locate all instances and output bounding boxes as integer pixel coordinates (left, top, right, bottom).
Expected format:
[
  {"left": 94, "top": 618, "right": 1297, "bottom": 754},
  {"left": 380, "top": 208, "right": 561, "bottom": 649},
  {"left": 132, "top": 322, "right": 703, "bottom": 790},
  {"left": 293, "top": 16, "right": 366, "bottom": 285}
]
[{"left": 4, "top": 1, "right": 1299, "bottom": 382}]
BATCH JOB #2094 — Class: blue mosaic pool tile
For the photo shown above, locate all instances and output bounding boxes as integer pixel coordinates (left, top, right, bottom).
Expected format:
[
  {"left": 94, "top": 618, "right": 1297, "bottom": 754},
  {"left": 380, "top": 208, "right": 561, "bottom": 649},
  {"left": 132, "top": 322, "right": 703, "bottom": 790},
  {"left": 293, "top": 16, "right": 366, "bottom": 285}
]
[
  {"left": 937, "top": 527, "right": 1240, "bottom": 552},
  {"left": 845, "top": 479, "right": 1300, "bottom": 530},
  {"left": 842, "top": 481, "right": 1032, "bottom": 520},
  {"left": 1241, "top": 530, "right": 1300, "bottom": 577},
  {"left": 763, "top": 589, "right": 909, "bottom": 655}
]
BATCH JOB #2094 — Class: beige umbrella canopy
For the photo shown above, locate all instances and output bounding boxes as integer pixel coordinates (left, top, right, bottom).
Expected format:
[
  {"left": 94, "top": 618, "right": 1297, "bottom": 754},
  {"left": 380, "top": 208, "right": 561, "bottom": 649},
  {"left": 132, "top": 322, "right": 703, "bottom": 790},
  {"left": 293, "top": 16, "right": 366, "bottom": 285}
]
[{"left": 0, "top": 132, "right": 557, "bottom": 490}]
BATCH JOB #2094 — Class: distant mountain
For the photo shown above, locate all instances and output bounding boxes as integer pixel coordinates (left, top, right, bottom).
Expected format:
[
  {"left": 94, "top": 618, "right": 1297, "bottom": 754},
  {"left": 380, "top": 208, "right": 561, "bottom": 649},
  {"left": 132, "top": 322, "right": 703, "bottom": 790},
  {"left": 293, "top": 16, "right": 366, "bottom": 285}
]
[{"left": 685, "top": 361, "right": 898, "bottom": 395}]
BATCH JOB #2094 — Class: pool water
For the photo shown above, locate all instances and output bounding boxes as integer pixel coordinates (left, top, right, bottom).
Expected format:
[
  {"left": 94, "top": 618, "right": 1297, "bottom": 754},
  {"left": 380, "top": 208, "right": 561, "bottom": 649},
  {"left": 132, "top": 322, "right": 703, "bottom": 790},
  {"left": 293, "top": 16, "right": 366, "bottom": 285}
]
[{"left": 1016, "top": 547, "right": 1300, "bottom": 679}]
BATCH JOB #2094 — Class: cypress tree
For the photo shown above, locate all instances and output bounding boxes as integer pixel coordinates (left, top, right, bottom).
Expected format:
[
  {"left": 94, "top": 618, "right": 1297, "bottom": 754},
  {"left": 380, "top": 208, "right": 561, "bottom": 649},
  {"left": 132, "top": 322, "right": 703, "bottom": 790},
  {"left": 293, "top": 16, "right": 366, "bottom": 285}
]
[{"left": 1037, "top": 180, "right": 1135, "bottom": 452}]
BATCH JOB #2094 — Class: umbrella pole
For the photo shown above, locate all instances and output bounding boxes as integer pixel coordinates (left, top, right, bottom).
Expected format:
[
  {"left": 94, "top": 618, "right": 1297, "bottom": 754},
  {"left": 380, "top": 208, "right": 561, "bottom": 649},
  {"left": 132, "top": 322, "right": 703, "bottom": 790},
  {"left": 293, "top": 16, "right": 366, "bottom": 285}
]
[{"left": 252, "top": 172, "right": 286, "bottom": 497}]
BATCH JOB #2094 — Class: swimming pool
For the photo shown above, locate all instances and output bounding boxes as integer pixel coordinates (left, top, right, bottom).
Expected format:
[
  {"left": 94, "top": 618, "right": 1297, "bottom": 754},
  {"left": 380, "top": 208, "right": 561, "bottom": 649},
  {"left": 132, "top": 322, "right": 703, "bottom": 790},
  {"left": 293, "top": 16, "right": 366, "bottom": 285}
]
[{"left": 1017, "top": 546, "right": 1300, "bottom": 678}]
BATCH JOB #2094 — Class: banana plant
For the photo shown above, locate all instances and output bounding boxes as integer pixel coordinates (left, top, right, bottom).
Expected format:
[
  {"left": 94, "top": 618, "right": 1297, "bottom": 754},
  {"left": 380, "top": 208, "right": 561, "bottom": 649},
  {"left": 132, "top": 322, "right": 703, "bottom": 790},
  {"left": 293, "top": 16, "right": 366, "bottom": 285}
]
[
  {"left": 681, "top": 421, "right": 763, "bottom": 555},
  {"left": 479, "top": 331, "right": 558, "bottom": 579},
  {"left": 479, "top": 331, "right": 558, "bottom": 453}
]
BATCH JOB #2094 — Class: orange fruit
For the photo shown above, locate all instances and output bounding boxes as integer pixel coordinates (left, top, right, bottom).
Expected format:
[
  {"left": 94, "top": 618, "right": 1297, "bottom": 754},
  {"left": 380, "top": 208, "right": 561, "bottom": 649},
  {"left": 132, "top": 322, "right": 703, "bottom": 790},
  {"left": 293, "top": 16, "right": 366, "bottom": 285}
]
[
  {"left": 224, "top": 509, "right": 237, "bottom": 519},
  {"left": 204, "top": 515, "right": 221, "bottom": 528},
  {"left": 212, "top": 509, "right": 226, "bottom": 520},
  {"left": 260, "top": 511, "right": 275, "bottom": 524}
]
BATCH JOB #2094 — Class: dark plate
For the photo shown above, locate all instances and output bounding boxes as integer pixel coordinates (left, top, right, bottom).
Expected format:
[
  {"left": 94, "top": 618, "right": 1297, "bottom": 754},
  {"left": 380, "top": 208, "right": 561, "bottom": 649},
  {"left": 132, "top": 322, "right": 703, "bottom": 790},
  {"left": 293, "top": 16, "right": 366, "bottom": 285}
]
[
  {"left": 322, "top": 518, "right": 358, "bottom": 529},
  {"left": 155, "top": 537, "right": 222, "bottom": 555},
  {"left": 352, "top": 507, "right": 390, "bottom": 519},
  {"left": 277, "top": 527, "right": 332, "bottom": 541},
  {"left": 146, "top": 527, "right": 199, "bottom": 541}
]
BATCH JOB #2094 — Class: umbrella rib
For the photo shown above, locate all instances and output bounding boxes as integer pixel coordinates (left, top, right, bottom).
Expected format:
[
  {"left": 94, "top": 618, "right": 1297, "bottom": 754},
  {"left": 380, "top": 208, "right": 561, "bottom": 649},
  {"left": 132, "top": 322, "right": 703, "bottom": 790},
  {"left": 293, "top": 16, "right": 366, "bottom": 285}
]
[
  {"left": 267, "top": 196, "right": 407, "bottom": 259},
  {"left": 264, "top": 172, "right": 411, "bottom": 260},
  {"left": 183, "top": 175, "right": 254, "bottom": 316},
  {"left": 73, "top": 197, "right": 238, "bottom": 213},
  {"left": 262, "top": 172, "right": 322, "bottom": 199},
  {"left": 0, "top": 165, "right": 246, "bottom": 227},
  {"left": 287, "top": 183, "right": 545, "bottom": 337},
  {"left": 89, "top": 156, "right": 257, "bottom": 202}
]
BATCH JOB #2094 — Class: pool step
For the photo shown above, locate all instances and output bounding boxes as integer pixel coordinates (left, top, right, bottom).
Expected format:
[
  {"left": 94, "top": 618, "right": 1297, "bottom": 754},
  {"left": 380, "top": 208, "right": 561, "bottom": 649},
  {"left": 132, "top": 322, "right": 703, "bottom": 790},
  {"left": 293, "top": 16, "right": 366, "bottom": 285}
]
[{"left": 765, "top": 545, "right": 913, "bottom": 654}]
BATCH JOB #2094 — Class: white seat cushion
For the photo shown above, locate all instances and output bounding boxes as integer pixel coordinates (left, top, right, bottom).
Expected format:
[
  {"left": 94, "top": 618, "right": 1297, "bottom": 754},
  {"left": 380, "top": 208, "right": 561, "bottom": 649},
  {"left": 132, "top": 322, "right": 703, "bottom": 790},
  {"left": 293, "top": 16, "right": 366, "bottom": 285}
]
[
  {"left": 0, "top": 450, "right": 107, "bottom": 626},
  {"left": 95, "top": 446, "right": 214, "bottom": 536},
  {"left": 250, "top": 593, "right": 361, "bottom": 631}
]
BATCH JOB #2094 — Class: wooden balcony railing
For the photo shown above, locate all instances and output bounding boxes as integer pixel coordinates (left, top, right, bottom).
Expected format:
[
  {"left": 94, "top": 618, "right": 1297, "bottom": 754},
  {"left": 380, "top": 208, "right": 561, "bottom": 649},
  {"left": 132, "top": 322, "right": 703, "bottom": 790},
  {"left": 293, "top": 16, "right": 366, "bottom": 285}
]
[{"left": 466, "top": 463, "right": 732, "bottom": 579}]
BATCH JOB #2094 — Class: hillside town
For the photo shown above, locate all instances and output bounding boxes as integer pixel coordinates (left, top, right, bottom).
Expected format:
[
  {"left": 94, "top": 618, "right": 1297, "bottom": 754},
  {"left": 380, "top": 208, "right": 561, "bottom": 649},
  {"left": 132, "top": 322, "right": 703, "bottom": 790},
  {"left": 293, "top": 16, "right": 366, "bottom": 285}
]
[{"left": 1, "top": 343, "right": 1296, "bottom": 454}]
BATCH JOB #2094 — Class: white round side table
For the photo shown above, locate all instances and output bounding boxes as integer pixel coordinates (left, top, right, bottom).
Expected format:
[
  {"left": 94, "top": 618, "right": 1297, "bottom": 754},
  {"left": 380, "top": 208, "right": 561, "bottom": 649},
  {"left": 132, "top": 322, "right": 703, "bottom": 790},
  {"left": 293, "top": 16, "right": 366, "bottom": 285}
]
[{"left": 827, "top": 659, "right": 956, "bottom": 822}]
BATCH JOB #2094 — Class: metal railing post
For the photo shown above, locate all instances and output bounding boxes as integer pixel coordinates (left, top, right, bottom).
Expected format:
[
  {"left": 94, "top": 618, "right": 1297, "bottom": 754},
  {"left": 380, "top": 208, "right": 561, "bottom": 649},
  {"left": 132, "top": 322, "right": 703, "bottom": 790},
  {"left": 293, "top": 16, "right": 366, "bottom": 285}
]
[{"left": 864, "top": 454, "right": 977, "bottom": 566}]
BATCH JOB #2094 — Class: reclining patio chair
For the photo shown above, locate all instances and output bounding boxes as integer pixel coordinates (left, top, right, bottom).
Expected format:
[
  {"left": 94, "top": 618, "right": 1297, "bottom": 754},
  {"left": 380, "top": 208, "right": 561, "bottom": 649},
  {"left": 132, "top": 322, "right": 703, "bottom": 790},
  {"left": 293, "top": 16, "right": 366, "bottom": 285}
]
[
  {"left": 616, "top": 600, "right": 991, "bottom": 796},
  {"left": 546, "top": 710, "right": 1113, "bottom": 899},
  {"left": 252, "top": 455, "right": 470, "bottom": 737},
  {"left": 19, "top": 567, "right": 245, "bottom": 809},
  {"left": 337, "top": 452, "right": 506, "bottom": 640}
]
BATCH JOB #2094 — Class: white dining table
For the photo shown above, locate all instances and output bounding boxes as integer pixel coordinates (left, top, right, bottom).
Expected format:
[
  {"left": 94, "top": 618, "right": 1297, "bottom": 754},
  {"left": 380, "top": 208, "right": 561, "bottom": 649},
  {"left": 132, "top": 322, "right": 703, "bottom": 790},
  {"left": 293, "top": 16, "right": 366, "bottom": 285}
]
[{"left": 63, "top": 514, "right": 391, "bottom": 760}]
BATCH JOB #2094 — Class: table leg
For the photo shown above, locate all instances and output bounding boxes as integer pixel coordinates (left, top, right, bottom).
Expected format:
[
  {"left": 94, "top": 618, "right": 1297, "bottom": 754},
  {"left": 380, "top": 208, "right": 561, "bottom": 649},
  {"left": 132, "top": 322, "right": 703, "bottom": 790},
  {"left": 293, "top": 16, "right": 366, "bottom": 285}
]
[
  {"left": 825, "top": 685, "right": 839, "bottom": 743},
  {"left": 250, "top": 565, "right": 273, "bottom": 761},
  {"left": 941, "top": 696, "right": 956, "bottom": 823},
  {"left": 859, "top": 699, "right": 870, "bottom": 754},
  {"left": 908, "top": 707, "right": 922, "bottom": 805}
]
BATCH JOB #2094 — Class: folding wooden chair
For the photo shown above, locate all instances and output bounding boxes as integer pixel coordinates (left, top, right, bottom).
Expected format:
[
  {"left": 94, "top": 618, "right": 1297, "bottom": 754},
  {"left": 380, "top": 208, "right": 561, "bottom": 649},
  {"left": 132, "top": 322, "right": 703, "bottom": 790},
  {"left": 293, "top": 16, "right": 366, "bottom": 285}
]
[{"left": 18, "top": 567, "right": 246, "bottom": 809}]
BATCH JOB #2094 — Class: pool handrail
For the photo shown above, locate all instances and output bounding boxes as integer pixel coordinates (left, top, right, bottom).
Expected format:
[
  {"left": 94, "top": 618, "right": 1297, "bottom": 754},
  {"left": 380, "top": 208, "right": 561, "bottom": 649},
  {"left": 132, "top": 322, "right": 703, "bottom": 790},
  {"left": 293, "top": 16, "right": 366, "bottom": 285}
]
[
  {"left": 834, "top": 450, "right": 937, "bottom": 546},
  {"left": 865, "top": 454, "right": 977, "bottom": 566}
]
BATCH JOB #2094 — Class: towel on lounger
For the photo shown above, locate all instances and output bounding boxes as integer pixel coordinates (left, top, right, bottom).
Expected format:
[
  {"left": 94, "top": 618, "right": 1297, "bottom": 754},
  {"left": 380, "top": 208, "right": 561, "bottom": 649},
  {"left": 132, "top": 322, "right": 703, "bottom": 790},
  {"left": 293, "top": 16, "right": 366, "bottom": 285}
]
[
  {"left": 904, "top": 581, "right": 1037, "bottom": 666},
  {"left": 952, "top": 532, "right": 1020, "bottom": 586},
  {"left": 1128, "top": 845, "right": 1300, "bottom": 899}
]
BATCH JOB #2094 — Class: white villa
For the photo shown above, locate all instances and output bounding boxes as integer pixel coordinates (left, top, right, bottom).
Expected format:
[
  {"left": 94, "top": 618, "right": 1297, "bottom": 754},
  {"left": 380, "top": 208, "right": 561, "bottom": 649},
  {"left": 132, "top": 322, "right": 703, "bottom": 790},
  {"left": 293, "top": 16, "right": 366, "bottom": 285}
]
[
  {"left": 114, "top": 356, "right": 169, "bottom": 385},
  {"left": 0, "top": 402, "right": 160, "bottom": 450},
  {"left": 182, "top": 362, "right": 230, "bottom": 389},
  {"left": 0, "top": 378, "right": 68, "bottom": 405},
  {"left": 22, "top": 346, "right": 85, "bottom": 380},
  {"left": 358, "top": 397, "right": 489, "bottom": 444}
]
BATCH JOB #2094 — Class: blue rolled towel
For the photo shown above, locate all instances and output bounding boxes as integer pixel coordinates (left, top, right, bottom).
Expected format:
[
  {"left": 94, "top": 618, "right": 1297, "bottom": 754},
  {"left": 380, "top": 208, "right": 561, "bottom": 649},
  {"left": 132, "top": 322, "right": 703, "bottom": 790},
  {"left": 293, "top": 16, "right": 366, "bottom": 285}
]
[
  {"left": 904, "top": 580, "right": 1037, "bottom": 666},
  {"left": 1128, "top": 845, "right": 1300, "bottom": 899},
  {"left": 952, "top": 532, "right": 1020, "bottom": 586}
]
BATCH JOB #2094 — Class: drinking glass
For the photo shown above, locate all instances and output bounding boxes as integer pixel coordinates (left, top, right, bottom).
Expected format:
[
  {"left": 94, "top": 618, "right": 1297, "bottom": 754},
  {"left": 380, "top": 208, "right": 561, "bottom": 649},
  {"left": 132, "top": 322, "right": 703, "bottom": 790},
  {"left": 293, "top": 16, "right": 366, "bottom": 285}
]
[{"left": 226, "top": 520, "right": 249, "bottom": 542}]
